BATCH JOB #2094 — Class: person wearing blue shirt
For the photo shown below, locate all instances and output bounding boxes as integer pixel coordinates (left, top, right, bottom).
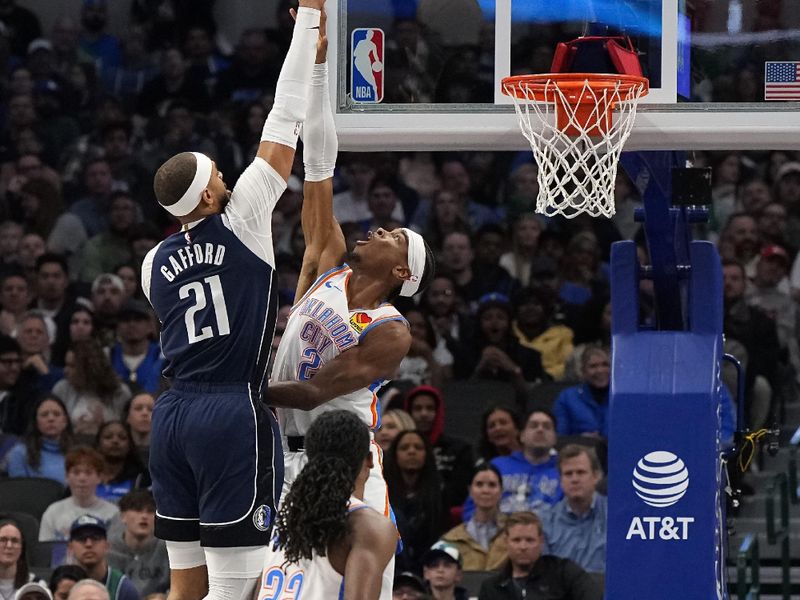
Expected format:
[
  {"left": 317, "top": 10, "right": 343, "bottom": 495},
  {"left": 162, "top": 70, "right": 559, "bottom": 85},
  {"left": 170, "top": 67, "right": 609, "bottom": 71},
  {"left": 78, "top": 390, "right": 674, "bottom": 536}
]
[
  {"left": 6, "top": 395, "right": 72, "bottom": 484},
  {"left": 109, "top": 299, "right": 164, "bottom": 394},
  {"left": 463, "top": 409, "right": 562, "bottom": 520},
  {"left": 553, "top": 346, "right": 610, "bottom": 437},
  {"left": 540, "top": 444, "right": 607, "bottom": 574}
]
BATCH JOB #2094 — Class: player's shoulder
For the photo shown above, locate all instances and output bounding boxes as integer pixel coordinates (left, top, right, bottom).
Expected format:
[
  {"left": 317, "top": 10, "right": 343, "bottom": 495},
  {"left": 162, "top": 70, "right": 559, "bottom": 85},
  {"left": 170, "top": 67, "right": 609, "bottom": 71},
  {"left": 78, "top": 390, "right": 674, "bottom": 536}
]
[{"left": 348, "top": 506, "right": 396, "bottom": 542}]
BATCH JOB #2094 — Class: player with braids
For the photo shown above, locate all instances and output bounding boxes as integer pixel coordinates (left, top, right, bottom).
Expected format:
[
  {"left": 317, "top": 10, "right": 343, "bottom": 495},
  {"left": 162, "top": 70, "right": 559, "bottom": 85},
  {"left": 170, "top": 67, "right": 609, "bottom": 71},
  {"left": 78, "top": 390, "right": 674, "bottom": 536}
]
[{"left": 259, "top": 410, "right": 396, "bottom": 600}]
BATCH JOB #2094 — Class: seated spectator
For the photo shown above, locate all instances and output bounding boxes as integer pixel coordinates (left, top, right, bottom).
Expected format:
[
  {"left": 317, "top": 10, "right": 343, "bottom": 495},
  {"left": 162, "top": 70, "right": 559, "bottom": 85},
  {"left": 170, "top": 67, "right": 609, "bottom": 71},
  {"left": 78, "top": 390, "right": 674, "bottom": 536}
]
[
  {"left": 392, "top": 572, "right": 427, "bottom": 600},
  {"left": 94, "top": 421, "right": 145, "bottom": 503},
  {"left": 397, "top": 308, "right": 452, "bottom": 389},
  {"left": 113, "top": 265, "right": 140, "bottom": 303},
  {"left": 48, "top": 566, "right": 88, "bottom": 600},
  {"left": 67, "top": 307, "right": 95, "bottom": 346},
  {"left": 375, "top": 408, "right": 415, "bottom": 453},
  {"left": 553, "top": 347, "right": 610, "bottom": 438},
  {"left": 124, "top": 394, "right": 152, "bottom": 464},
  {"left": 39, "top": 447, "right": 119, "bottom": 541},
  {"left": 459, "top": 294, "right": 546, "bottom": 387},
  {"left": 54, "top": 340, "right": 131, "bottom": 438},
  {"left": 421, "top": 276, "right": 469, "bottom": 371},
  {"left": 17, "top": 311, "right": 62, "bottom": 392},
  {"left": 89, "top": 274, "right": 125, "bottom": 348},
  {"left": 511, "top": 287, "right": 574, "bottom": 380},
  {"left": 477, "top": 512, "right": 601, "bottom": 600},
  {"left": 478, "top": 404, "right": 522, "bottom": 462},
  {"left": 499, "top": 214, "right": 542, "bottom": 288},
  {"left": 0, "top": 271, "right": 31, "bottom": 337},
  {"left": 6, "top": 395, "right": 72, "bottom": 483},
  {"left": 385, "top": 430, "right": 445, "bottom": 573},
  {"left": 440, "top": 232, "right": 514, "bottom": 308},
  {"left": 107, "top": 490, "right": 168, "bottom": 595},
  {"left": 65, "top": 580, "right": 109, "bottom": 600},
  {"left": 79, "top": 193, "right": 137, "bottom": 284},
  {"left": 34, "top": 254, "right": 83, "bottom": 368},
  {"left": 14, "top": 581, "right": 51, "bottom": 600},
  {"left": 405, "top": 386, "right": 474, "bottom": 509},
  {"left": 416, "top": 189, "right": 472, "bottom": 254},
  {"left": 442, "top": 463, "right": 507, "bottom": 571},
  {"left": 464, "top": 409, "right": 562, "bottom": 520},
  {"left": 421, "top": 542, "right": 468, "bottom": 600},
  {"left": 0, "top": 335, "right": 30, "bottom": 436},
  {"left": 66, "top": 516, "right": 139, "bottom": 600},
  {"left": 540, "top": 445, "right": 606, "bottom": 574},
  {"left": 109, "top": 300, "right": 162, "bottom": 394},
  {"left": 0, "top": 518, "right": 45, "bottom": 598}
]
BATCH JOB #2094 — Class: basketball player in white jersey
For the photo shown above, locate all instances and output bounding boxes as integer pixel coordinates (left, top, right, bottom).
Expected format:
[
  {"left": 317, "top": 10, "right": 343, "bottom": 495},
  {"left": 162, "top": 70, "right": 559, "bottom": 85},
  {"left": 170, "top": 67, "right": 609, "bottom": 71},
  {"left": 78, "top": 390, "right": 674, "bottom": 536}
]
[
  {"left": 259, "top": 410, "right": 396, "bottom": 600},
  {"left": 263, "top": 12, "right": 434, "bottom": 599}
]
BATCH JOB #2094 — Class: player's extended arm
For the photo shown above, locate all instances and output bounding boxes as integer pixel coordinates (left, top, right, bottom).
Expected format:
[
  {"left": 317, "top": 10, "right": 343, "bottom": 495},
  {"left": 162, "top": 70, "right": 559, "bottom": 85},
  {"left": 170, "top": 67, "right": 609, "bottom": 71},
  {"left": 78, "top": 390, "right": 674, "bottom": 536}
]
[
  {"left": 343, "top": 510, "right": 397, "bottom": 600},
  {"left": 266, "top": 321, "right": 411, "bottom": 409},
  {"left": 256, "top": 0, "right": 324, "bottom": 182},
  {"left": 294, "top": 14, "right": 346, "bottom": 302}
]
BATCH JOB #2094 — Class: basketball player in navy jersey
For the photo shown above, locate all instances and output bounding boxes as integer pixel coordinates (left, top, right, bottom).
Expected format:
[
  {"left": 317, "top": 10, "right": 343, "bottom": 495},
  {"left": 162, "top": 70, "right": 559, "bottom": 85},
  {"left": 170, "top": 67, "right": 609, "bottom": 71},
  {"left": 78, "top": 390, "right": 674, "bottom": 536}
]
[
  {"left": 140, "top": 3, "right": 325, "bottom": 600},
  {"left": 259, "top": 410, "right": 396, "bottom": 600}
]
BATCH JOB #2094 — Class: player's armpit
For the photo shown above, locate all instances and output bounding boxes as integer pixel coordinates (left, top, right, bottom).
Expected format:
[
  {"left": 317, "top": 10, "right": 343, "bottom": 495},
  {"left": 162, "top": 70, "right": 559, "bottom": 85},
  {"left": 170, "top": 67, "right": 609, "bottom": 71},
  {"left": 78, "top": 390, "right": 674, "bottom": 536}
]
[
  {"left": 265, "top": 321, "right": 411, "bottom": 410},
  {"left": 343, "top": 511, "right": 396, "bottom": 600}
]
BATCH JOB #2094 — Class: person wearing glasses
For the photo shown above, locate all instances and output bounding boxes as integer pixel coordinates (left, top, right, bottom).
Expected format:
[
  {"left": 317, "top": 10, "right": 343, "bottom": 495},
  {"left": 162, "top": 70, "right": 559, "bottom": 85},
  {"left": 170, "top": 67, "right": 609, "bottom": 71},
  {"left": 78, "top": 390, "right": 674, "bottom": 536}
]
[{"left": 0, "top": 518, "right": 46, "bottom": 600}]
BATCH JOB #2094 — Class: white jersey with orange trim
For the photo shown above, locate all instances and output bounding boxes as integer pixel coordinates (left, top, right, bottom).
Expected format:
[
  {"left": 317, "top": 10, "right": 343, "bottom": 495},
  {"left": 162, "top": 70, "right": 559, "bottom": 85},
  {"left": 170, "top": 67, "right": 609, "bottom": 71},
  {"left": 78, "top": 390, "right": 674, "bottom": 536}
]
[
  {"left": 272, "top": 264, "right": 407, "bottom": 436},
  {"left": 257, "top": 497, "right": 370, "bottom": 600}
]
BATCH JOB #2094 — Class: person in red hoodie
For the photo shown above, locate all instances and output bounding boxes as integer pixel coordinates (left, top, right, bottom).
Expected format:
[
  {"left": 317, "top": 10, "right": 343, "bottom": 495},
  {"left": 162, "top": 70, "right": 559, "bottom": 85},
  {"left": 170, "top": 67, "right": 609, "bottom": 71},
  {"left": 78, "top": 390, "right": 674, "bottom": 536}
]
[{"left": 404, "top": 385, "right": 475, "bottom": 511}]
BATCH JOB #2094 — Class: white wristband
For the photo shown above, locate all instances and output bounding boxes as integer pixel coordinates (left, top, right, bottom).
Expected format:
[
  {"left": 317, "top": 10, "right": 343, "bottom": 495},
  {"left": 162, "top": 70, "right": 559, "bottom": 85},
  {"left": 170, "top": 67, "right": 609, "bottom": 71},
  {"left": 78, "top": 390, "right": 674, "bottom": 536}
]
[
  {"left": 261, "top": 7, "right": 321, "bottom": 149},
  {"left": 302, "top": 62, "right": 338, "bottom": 182}
]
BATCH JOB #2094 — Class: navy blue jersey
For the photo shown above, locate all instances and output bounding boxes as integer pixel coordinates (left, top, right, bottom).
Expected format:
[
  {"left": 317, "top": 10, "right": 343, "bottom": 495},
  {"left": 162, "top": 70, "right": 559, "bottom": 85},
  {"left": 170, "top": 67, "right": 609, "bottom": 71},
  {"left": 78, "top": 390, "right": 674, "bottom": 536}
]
[{"left": 142, "top": 158, "right": 285, "bottom": 390}]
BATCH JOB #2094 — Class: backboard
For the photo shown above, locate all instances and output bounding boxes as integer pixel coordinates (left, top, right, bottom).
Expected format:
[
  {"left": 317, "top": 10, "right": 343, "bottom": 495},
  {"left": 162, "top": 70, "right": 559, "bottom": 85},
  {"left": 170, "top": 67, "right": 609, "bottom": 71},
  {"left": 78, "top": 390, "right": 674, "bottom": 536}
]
[{"left": 329, "top": 0, "right": 800, "bottom": 151}]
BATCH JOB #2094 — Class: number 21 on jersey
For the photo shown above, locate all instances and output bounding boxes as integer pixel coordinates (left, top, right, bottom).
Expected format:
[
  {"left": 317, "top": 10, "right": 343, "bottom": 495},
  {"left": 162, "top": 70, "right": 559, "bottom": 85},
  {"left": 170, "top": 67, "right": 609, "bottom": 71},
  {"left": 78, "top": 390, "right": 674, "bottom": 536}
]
[
  {"left": 260, "top": 567, "right": 304, "bottom": 600},
  {"left": 178, "top": 274, "right": 230, "bottom": 344}
]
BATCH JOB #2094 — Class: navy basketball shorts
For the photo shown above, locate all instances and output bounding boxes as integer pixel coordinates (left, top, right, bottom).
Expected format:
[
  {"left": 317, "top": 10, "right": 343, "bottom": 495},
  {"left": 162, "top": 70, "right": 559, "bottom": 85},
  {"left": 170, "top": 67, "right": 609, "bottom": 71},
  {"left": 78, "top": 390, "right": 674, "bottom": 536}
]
[{"left": 150, "top": 381, "right": 284, "bottom": 547}]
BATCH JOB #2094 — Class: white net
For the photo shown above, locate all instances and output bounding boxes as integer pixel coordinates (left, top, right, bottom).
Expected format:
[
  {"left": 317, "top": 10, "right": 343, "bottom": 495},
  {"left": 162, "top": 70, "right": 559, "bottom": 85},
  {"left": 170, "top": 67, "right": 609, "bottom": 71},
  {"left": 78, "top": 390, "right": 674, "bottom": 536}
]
[{"left": 504, "top": 76, "right": 647, "bottom": 219}]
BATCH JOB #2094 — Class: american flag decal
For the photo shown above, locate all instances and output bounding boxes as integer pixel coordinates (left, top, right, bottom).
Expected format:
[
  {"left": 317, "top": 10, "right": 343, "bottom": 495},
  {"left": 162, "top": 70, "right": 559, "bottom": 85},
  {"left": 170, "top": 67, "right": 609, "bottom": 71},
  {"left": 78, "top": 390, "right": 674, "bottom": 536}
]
[{"left": 764, "top": 61, "right": 800, "bottom": 101}]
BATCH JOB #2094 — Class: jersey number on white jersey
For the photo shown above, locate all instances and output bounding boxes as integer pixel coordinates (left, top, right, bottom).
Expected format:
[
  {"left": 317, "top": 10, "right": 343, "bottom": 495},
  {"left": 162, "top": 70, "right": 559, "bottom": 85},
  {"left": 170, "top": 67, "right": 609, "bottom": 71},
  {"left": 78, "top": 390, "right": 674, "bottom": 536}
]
[
  {"left": 178, "top": 274, "right": 231, "bottom": 344},
  {"left": 260, "top": 566, "right": 305, "bottom": 600}
]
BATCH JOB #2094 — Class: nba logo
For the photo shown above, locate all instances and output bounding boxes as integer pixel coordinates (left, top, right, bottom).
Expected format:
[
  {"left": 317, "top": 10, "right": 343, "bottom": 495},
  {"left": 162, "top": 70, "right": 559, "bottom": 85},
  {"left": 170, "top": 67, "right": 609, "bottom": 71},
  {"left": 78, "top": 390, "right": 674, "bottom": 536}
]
[{"left": 351, "top": 28, "right": 384, "bottom": 103}]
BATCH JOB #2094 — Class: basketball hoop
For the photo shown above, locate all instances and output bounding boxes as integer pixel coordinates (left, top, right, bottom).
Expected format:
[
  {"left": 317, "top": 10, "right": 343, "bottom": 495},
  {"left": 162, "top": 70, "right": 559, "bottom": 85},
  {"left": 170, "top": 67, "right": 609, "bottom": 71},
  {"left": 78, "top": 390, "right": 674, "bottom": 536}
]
[{"left": 502, "top": 73, "right": 648, "bottom": 219}]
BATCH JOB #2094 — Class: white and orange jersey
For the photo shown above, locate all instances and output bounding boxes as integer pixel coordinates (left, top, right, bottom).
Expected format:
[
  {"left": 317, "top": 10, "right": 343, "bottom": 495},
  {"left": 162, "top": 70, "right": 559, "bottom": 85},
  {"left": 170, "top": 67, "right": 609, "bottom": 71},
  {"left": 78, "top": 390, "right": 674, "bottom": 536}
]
[{"left": 271, "top": 264, "right": 407, "bottom": 436}]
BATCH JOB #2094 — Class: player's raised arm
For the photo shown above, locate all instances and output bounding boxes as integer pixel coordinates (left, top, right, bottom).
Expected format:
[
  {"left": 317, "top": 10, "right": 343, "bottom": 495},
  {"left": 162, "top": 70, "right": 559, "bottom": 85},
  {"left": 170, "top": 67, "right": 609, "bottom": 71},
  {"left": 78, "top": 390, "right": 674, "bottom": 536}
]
[
  {"left": 266, "top": 320, "right": 411, "bottom": 410},
  {"left": 294, "top": 10, "right": 346, "bottom": 302},
  {"left": 343, "top": 510, "right": 397, "bottom": 600}
]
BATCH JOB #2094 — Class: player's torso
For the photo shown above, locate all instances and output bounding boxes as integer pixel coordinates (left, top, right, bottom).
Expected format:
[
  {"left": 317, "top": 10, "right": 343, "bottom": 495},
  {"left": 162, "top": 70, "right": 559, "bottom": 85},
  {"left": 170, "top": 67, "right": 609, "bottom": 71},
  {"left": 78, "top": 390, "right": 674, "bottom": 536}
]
[
  {"left": 272, "top": 265, "right": 404, "bottom": 434},
  {"left": 147, "top": 215, "right": 277, "bottom": 387}
]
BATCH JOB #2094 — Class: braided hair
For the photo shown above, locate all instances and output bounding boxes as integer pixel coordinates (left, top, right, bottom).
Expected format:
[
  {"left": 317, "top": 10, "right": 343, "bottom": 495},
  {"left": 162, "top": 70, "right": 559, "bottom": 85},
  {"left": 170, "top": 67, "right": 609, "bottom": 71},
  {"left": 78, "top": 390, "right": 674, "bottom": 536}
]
[{"left": 275, "top": 410, "right": 371, "bottom": 564}]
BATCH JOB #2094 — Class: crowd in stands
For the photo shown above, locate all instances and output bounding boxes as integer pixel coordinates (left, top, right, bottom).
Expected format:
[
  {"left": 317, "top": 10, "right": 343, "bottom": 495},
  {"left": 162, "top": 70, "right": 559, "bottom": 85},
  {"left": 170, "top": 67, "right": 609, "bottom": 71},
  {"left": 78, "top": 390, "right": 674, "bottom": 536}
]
[{"left": 0, "top": 1, "right": 798, "bottom": 599}]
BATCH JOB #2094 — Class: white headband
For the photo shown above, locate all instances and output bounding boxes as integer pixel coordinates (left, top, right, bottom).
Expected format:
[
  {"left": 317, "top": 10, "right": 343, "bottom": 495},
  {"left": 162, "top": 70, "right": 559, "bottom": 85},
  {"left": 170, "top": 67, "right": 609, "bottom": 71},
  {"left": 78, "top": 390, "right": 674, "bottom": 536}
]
[
  {"left": 163, "top": 152, "right": 213, "bottom": 217},
  {"left": 400, "top": 228, "right": 426, "bottom": 297}
]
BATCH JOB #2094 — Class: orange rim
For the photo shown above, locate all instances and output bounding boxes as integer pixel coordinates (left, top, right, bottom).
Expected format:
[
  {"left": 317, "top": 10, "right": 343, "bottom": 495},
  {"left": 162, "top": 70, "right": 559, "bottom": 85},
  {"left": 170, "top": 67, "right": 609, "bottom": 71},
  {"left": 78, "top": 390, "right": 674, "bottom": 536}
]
[{"left": 501, "top": 73, "right": 649, "bottom": 103}]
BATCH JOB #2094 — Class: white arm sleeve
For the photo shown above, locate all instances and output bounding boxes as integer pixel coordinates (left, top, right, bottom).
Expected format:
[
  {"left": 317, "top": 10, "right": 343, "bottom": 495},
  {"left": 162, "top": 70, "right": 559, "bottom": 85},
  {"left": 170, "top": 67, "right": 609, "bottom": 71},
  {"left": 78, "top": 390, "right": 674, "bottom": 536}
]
[
  {"left": 140, "top": 242, "right": 162, "bottom": 305},
  {"left": 223, "top": 158, "right": 286, "bottom": 267},
  {"left": 302, "top": 63, "right": 338, "bottom": 182}
]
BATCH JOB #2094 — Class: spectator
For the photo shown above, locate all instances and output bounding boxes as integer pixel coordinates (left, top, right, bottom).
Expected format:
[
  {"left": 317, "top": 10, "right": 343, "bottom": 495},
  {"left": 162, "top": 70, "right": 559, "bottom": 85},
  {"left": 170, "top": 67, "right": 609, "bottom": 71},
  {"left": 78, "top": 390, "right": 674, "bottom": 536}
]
[
  {"left": 99, "top": 28, "right": 156, "bottom": 112},
  {"left": 440, "top": 232, "right": 513, "bottom": 307},
  {"left": 66, "top": 516, "right": 139, "bottom": 600},
  {"left": 740, "top": 178, "right": 772, "bottom": 218},
  {"left": 421, "top": 542, "right": 468, "bottom": 600},
  {"left": 720, "top": 213, "right": 760, "bottom": 280},
  {"left": 499, "top": 214, "right": 542, "bottom": 287},
  {"left": 417, "top": 189, "right": 471, "bottom": 254},
  {"left": 94, "top": 421, "right": 145, "bottom": 503},
  {"left": 442, "top": 463, "right": 507, "bottom": 571},
  {"left": 421, "top": 275, "right": 470, "bottom": 372},
  {"left": 774, "top": 162, "right": 800, "bottom": 246},
  {"left": 78, "top": 0, "right": 121, "bottom": 71},
  {"left": 0, "top": 518, "right": 43, "bottom": 598},
  {"left": 397, "top": 308, "right": 452, "bottom": 388},
  {"left": 54, "top": 340, "right": 131, "bottom": 437},
  {"left": 0, "top": 272, "right": 30, "bottom": 337},
  {"left": 541, "top": 445, "right": 606, "bottom": 574},
  {"left": 361, "top": 178, "right": 406, "bottom": 233},
  {"left": 6, "top": 394, "right": 72, "bottom": 483},
  {"left": 79, "top": 193, "right": 137, "bottom": 284},
  {"left": 392, "top": 572, "right": 427, "bottom": 600},
  {"left": 332, "top": 154, "right": 377, "bottom": 224},
  {"left": 460, "top": 294, "right": 546, "bottom": 386},
  {"left": 375, "top": 408, "right": 415, "bottom": 453},
  {"left": 13, "top": 581, "right": 51, "bottom": 600},
  {"left": 478, "top": 511, "right": 601, "bottom": 600},
  {"left": 214, "top": 28, "right": 279, "bottom": 106},
  {"left": 34, "top": 254, "right": 82, "bottom": 367},
  {"left": 66, "top": 307, "right": 95, "bottom": 349},
  {"left": 66, "top": 580, "right": 108, "bottom": 600},
  {"left": 0, "top": 223, "right": 23, "bottom": 269},
  {"left": 439, "top": 158, "right": 503, "bottom": 230},
  {"left": 124, "top": 393, "right": 152, "bottom": 464},
  {"left": 478, "top": 404, "right": 522, "bottom": 462},
  {"left": 19, "top": 180, "right": 86, "bottom": 273},
  {"left": 107, "top": 490, "right": 168, "bottom": 595},
  {"left": 757, "top": 203, "right": 794, "bottom": 257},
  {"left": 464, "top": 409, "right": 562, "bottom": 520},
  {"left": 512, "top": 287, "right": 574, "bottom": 380},
  {"left": 69, "top": 159, "right": 117, "bottom": 238},
  {"left": 17, "top": 311, "right": 61, "bottom": 391},
  {"left": 39, "top": 447, "right": 119, "bottom": 541},
  {"left": 405, "top": 385, "right": 474, "bottom": 509},
  {"left": 48, "top": 566, "right": 88, "bottom": 600},
  {"left": 385, "top": 430, "right": 445, "bottom": 573},
  {"left": 109, "top": 300, "right": 162, "bottom": 394},
  {"left": 472, "top": 225, "right": 516, "bottom": 300},
  {"left": 0, "top": 0, "right": 42, "bottom": 58},
  {"left": 113, "top": 265, "right": 140, "bottom": 303},
  {"left": 89, "top": 274, "right": 125, "bottom": 347},
  {"left": 552, "top": 347, "right": 610, "bottom": 438},
  {"left": 0, "top": 335, "right": 27, "bottom": 435}
]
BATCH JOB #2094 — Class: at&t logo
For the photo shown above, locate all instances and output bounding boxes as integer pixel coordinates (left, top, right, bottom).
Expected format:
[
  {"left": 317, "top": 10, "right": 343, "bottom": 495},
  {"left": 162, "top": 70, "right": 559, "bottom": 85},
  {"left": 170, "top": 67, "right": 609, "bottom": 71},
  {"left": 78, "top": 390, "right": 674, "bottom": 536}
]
[{"left": 626, "top": 451, "right": 695, "bottom": 541}]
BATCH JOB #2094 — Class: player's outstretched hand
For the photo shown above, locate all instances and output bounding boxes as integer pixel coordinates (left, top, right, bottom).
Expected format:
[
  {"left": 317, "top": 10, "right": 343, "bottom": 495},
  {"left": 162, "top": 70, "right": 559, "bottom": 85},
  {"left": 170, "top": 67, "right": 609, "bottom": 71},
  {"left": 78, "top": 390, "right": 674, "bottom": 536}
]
[{"left": 290, "top": 4, "right": 328, "bottom": 64}]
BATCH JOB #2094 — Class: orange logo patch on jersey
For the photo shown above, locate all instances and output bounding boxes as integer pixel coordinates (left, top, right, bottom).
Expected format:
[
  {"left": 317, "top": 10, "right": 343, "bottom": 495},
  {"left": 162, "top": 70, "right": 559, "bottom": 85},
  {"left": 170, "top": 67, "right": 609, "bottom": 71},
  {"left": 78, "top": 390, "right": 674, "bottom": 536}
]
[{"left": 350, "top": 312, "right": 372, "bottom": 333}]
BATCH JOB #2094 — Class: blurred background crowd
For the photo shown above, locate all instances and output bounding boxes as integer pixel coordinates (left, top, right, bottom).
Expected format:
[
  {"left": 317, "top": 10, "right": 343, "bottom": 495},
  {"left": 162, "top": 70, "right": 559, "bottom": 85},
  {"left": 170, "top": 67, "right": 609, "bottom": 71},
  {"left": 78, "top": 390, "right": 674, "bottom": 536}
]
[{"left": 0, "top": 0, "right": 798, "bottom": 599}]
